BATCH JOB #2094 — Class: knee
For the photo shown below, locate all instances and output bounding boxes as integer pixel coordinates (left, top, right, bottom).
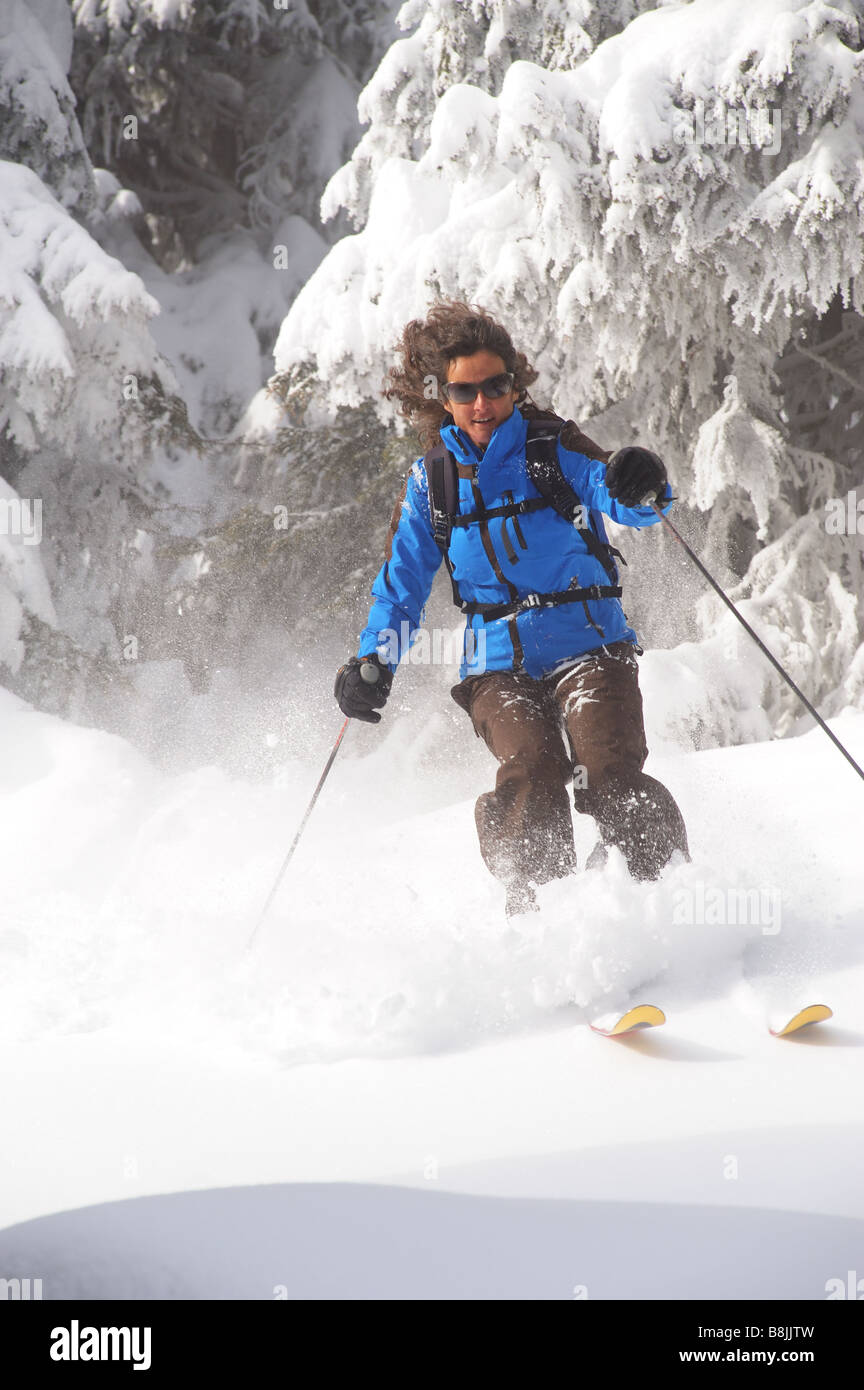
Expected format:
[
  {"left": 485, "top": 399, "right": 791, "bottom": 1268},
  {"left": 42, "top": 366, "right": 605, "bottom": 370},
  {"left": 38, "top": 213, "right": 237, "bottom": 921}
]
[
  {"left": 499, "top": 745, "right": 571, "bottom": 792},
  {"left": 483, "top": 754, "right": 571, "bottom": 824}
]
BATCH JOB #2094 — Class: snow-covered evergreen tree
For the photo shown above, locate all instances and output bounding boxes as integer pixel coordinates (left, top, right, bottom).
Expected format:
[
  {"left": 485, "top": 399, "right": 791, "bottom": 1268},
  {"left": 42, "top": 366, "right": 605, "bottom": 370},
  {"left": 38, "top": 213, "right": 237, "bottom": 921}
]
[
  {"left": 4, "top": 0, "right": 862, "bottom": 760},
  {"left": 324, "top": 0, "right": 653, "bottom": 228},
  {"left": 71, "top": 0, "right": 399, "bottom": 266},
  {"left": 271, "top": 0, "right": 864, "bottom": 742},
  {"left": 0, "top": 0, "right": 403, "bottom": 739},
  {"left": 66, "top": 0, "right": 401, "bottom": 435},
  {"left": 0, "top": 0, "right": 95, "bottom": 216},
  {"left": 0, "top": 0, "right": 193, "bottom": 723}
]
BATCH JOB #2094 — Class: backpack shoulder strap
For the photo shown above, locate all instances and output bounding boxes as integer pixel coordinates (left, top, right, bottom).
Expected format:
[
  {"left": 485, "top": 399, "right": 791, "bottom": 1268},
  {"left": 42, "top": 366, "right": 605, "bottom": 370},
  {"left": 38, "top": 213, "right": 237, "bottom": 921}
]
[
  {"left": 524, "top": 415, "right": 580, "bottom": 522},
  {"left": 423, "top": 441, "right": 463, "bottom": 606},
  {"left": 423, "top": 442, "right": 457, "bottom": 551},
  {"left": 524, "top": 416, "right": 622, "bottom": 585}
]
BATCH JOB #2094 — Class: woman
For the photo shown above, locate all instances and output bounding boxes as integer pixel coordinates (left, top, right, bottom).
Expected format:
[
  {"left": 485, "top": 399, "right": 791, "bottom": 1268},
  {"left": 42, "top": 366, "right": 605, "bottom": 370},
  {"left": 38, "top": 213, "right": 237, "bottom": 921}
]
[{"left": 335, "top": 301, "right": 689, "bottom": 916}]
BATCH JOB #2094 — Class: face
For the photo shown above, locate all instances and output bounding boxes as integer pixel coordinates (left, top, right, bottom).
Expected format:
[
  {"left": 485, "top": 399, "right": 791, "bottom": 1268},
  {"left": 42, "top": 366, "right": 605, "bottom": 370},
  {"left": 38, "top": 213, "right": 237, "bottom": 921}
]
[{"left": 444, "top": 350, "right": 519, "bottom": 449}]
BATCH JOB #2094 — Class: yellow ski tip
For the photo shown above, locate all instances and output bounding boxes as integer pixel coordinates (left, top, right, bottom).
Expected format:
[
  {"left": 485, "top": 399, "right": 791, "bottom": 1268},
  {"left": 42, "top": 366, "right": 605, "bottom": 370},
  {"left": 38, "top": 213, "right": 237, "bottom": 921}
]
[
  {"left": 590, "top": 1004, "right": 666, "bottom": 1036},
  {"left": 769, "top": 1004, "right": 833, "bottom": 1037}
]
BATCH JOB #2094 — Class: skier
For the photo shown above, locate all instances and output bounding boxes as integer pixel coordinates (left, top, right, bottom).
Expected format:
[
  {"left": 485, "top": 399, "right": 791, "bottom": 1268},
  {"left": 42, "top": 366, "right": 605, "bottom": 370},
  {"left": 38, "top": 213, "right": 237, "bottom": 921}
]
[{"left": 335, "top": 301, "right": 689, "bottom": 916}]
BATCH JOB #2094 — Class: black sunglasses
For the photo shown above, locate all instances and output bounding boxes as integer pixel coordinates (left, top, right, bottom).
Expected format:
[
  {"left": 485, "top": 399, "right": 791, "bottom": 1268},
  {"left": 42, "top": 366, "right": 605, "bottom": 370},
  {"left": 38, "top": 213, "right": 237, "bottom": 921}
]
[{"left": 441, "top": 372, "right": 515, "bottom": 405}]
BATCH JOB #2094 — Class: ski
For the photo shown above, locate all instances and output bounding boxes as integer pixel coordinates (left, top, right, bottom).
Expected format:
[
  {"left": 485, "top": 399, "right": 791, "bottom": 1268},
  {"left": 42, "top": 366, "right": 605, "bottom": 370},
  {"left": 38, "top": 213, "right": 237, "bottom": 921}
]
[
  {"left": 589, "top": 1004, "right": 666, "bottom": 1036},
  {"left": 768, "top": 1004, "right": 833, "bottom": 1037}
]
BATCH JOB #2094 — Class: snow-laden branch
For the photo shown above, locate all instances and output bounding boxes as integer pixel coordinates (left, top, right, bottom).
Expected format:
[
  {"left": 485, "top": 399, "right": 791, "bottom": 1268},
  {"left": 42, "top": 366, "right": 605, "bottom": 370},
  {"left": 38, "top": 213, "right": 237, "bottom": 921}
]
[{"left": 0, "top": 161, "right": 170, "bottom": 452}]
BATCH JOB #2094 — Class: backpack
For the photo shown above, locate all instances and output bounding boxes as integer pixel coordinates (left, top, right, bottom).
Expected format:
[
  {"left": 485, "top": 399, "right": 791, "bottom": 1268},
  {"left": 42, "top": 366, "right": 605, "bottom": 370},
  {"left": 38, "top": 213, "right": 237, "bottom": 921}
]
[{"left": 423, "top": 413, "right": 624, "bottom": 637}]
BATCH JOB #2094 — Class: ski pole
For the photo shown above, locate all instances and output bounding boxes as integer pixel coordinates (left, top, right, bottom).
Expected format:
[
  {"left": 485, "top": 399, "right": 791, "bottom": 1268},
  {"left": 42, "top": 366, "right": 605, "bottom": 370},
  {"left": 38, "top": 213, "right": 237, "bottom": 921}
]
[
  {"left": 246, "top": 662, "right": 381, "bottom": 949},
  {"left": 648, "top": 501, "right": 864, "bottom": 786}
]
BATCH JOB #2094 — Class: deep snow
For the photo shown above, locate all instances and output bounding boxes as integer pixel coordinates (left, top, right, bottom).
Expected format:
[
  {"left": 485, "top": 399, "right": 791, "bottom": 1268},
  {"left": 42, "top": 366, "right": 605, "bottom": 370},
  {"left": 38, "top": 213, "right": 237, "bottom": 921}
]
[{"left": 0, "top": 689, "right": 862, "bottom": 1297}]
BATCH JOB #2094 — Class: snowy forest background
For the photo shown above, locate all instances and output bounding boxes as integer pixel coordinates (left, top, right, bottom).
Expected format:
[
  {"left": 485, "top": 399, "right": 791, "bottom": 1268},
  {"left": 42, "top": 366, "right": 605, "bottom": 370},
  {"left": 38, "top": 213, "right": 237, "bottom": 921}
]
[{"left": 1, "top": 0, "right": 863, "bottom": 782}]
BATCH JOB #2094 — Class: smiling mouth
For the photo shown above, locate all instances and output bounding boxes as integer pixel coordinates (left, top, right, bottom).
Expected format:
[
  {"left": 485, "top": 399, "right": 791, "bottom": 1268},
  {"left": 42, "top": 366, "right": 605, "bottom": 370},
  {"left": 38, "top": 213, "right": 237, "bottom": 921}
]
[{"left": 473, "top": 416, "right": 494, "bottom": 425}]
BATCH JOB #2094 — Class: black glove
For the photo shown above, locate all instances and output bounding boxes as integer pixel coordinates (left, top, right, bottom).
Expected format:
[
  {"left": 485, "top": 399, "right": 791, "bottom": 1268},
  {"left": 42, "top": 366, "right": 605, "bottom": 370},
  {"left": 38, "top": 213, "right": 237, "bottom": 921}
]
[
  {"left": 606, "top": 446, "right": 668, "bottom": 508},
  {"left": 334, "top": 654, "right": 393, "bottom": 724}
]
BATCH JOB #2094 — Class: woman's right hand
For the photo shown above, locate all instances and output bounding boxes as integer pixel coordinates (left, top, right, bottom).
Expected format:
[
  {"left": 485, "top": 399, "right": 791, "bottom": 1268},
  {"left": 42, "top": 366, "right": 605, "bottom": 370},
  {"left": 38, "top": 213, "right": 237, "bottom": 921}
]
[{"left": 334, "top": 655, "right": 393, "bottom": 723}]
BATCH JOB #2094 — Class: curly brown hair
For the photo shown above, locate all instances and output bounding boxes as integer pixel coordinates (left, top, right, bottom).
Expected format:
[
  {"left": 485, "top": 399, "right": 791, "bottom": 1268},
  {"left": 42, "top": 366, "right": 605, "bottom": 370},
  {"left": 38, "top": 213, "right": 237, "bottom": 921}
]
[{"left": 382, "top": 300, "right": 543, "bottom": 448}]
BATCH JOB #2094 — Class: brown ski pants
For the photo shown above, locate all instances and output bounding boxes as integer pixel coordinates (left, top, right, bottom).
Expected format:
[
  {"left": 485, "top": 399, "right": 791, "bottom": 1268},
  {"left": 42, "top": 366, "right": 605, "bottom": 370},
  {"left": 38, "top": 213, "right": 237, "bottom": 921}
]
[{"left": 452, "top": 642, "right": 688, "bottom": 892}]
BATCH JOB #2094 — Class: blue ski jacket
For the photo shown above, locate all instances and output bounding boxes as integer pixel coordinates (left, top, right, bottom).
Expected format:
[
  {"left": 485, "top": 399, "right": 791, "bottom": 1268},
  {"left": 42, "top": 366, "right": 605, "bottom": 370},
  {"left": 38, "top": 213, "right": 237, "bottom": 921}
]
[{"left": 357, "top": 406, "right": 673, "bottom": 681}]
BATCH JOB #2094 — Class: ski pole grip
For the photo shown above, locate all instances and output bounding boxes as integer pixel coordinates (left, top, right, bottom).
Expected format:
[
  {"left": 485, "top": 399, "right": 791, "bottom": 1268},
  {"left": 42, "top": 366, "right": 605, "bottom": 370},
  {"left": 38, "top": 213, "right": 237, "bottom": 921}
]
[{"left": 359, "top": 661, "right": 381, "bottom": 684}]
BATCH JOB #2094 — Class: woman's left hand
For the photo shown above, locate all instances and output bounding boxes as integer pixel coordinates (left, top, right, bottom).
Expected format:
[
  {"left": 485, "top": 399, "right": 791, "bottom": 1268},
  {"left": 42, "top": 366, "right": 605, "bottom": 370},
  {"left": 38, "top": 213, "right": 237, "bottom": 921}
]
[{"left": 605, "top": 446, "right": 668, "bottom": 507}]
